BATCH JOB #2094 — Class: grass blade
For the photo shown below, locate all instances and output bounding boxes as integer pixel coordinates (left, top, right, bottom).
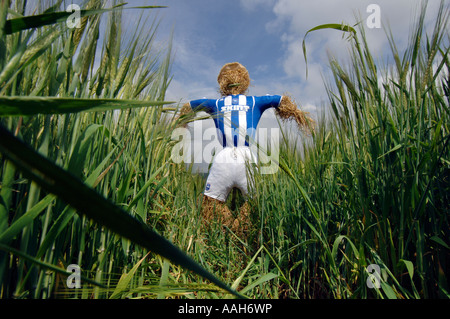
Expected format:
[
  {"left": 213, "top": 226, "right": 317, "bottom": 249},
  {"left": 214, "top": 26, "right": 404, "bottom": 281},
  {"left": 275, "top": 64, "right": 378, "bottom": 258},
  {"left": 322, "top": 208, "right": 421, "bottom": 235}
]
[
  {"left": 231, "top": 245, "right": 264, "bottom": 290},
  {"left": 302, "top": 23, "right": 357, "bottom": 78},
  {"left": 0, "top": 124, "right": 243, "bottom": 298},
  {"left": 109, "top": 251, "right": 151, "bottom": 299},
  {"left": 0, "top": 194, "right": 56, "bottom": 245},
  {"left": 0, "top": 96, "right": 174, "bottom": 116},
  {"left": 240, "top": 273, "right": 278, "bottom": 295},
  {"left": 4, "top": 5, "right": 167, "bottom": 34}
]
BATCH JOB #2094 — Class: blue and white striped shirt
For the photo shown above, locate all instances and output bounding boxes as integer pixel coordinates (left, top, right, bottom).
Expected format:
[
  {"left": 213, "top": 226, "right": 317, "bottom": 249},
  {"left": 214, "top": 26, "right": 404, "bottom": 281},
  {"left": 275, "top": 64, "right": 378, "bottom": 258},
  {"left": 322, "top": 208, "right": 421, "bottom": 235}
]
[{"left": 189, "top": 94, "right": 282, "bottom": 148}]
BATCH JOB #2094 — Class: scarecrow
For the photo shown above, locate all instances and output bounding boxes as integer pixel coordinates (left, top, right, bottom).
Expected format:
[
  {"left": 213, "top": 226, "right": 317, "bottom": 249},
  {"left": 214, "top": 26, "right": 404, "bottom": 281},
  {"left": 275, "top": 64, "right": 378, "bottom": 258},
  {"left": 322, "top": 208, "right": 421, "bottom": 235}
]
[{"left": 178, "top": 62, "right": 314, "bottom": 239}]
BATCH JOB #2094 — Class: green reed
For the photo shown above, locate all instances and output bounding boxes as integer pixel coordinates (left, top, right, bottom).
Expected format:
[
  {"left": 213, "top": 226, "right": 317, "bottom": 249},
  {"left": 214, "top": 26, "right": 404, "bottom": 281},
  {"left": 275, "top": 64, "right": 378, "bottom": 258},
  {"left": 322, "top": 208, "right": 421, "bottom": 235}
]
[{"left": 244, "top": 1, "right": 449, "bottom": 298}]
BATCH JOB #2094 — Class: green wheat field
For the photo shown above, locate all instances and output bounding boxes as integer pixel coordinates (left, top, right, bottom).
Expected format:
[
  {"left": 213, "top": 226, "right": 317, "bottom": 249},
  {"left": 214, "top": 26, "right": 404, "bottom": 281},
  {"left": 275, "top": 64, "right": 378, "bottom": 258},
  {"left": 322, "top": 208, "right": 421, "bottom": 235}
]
[{"left": 0, "top": 0, "right": 448, "bottom": 299}]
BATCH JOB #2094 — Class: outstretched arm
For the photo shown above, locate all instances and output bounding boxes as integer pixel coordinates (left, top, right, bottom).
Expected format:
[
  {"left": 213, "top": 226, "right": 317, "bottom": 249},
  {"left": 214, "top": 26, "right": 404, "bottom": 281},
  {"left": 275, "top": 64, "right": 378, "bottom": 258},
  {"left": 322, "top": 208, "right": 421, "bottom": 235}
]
[
  {"left": 176, "top": 99, "right": 216, "bottom": 128},
  {"left": 179, "top": 102, "right": 192, "bottom": 117},
  {"left": 275, "top": 95, "right": 315, "bottom": 133},
  {"left": 175, "top": 102, "right": 193, "bottom": 128}
]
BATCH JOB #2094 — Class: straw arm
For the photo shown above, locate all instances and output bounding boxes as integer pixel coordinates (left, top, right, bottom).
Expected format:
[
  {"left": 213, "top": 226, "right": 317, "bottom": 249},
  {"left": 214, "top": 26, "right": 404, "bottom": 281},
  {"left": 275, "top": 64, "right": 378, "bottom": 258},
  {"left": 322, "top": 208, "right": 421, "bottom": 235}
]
[
  {"left": 175, "top": 102, "right": 192, "bottom": 128},
  {"left": 179, "top": 102, "right": 192, "bottom": 116},
  {"left": 276, "top": 95, "right": 316, "bottom": 133}
]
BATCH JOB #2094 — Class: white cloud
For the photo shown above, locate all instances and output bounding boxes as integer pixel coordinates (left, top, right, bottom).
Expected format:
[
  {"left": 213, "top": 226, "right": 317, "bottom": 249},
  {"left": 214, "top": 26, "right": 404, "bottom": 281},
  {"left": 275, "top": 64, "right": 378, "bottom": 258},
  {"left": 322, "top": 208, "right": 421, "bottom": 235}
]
[
  {"left": 268, "top": 0, "right": 443, "bottom": 67},
  {"left": 251, "top": 0, "right": 446, "bottom": 119},
  {"left": 240, "top": 0, "right": 276, "bottom": 11},
  {"left": 165, "top": 79, "right": 216, "bottom": 104},
  {"left": 166, "top": 32, "right": 224, "bottom": 102}
]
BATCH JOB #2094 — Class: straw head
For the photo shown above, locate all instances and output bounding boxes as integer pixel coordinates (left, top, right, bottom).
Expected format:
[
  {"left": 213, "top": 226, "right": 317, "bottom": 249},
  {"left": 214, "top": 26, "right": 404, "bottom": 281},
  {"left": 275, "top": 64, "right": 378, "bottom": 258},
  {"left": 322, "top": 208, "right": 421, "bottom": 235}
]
[{"left": 217, "top": 62, "right": 250, "bottom": 96}]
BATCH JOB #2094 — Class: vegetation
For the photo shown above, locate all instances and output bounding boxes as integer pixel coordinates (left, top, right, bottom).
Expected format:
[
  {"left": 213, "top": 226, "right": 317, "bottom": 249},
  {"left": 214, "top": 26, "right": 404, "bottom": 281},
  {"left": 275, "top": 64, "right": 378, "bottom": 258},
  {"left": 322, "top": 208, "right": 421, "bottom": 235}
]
[{"left": 0, "top": 0, "right": 448, "bottom": 299}]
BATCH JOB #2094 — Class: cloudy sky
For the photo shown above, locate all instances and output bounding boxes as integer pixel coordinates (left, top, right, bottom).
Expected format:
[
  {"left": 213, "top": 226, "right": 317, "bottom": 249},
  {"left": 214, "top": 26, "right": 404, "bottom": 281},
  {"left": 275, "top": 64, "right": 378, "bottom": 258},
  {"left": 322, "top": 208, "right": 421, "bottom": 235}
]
[
  {"left": 25, "top": 0, "right": 446, "bottom": 115},
  {"left": 118, "top": 0, "right": 445, "bottom": 171},
  {"left": 130, "top": 0, "right": 445, "bottom": 119}
]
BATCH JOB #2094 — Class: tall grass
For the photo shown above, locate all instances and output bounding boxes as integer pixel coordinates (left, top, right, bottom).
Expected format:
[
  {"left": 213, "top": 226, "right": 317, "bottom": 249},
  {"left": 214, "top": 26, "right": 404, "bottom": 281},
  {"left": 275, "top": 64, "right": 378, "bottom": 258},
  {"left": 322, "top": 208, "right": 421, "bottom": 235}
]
[
  {"left": 0, "top": 0, "right": 448, "bottom": 300},
  {"left": 0, "top": 0, "right": 242, "bottom": 299},
  {"left": 164, "top": 1, "right": 448, "bottom": 299},
  {"left": 245, "top": 2, "right": 449, "bottom": 298}
]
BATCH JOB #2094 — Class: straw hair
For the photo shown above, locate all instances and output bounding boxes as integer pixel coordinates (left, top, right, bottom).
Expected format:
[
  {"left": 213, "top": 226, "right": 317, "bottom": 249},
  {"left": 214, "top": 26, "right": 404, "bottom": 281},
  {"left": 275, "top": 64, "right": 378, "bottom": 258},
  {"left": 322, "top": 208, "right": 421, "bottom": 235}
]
[
  {"left": 217, "top": 62, "right": 250, "bottom": 96},
  {"left": 276, "top": 95, "right": 316, "bottom": 134}
]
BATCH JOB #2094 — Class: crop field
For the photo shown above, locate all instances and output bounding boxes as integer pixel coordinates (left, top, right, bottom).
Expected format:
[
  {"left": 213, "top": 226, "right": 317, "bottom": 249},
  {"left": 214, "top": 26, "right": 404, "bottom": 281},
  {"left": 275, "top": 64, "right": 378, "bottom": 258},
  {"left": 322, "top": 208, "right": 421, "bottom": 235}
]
[{"left": 0, "top": 0, "right": 448, "bottom": 299}]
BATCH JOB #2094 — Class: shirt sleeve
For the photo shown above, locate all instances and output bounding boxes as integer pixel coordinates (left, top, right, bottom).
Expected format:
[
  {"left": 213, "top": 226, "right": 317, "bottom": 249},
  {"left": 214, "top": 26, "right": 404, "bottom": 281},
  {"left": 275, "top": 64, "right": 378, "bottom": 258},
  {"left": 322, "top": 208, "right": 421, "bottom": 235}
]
[
  {"left": 254, "top": 95, "right": 283, "bottom": 113},
  {"left": 189, "top": 99, "right": 217, "bottom": 114}
]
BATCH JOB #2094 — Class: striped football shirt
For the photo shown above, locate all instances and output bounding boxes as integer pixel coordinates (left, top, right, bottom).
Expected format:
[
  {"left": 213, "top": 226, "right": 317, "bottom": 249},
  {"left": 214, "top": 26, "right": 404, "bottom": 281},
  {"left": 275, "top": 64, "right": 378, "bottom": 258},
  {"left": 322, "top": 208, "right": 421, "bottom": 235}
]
[{"left": 189, "top": 94, "right": 282, "bottom": 148}]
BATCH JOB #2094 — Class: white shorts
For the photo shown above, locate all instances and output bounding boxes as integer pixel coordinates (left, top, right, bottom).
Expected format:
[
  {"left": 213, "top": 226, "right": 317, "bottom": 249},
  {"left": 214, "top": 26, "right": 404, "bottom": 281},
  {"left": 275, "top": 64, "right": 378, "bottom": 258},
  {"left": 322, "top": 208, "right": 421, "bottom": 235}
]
[{"left": 203, "top": 147, "right": 254, "bottom": 202}]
